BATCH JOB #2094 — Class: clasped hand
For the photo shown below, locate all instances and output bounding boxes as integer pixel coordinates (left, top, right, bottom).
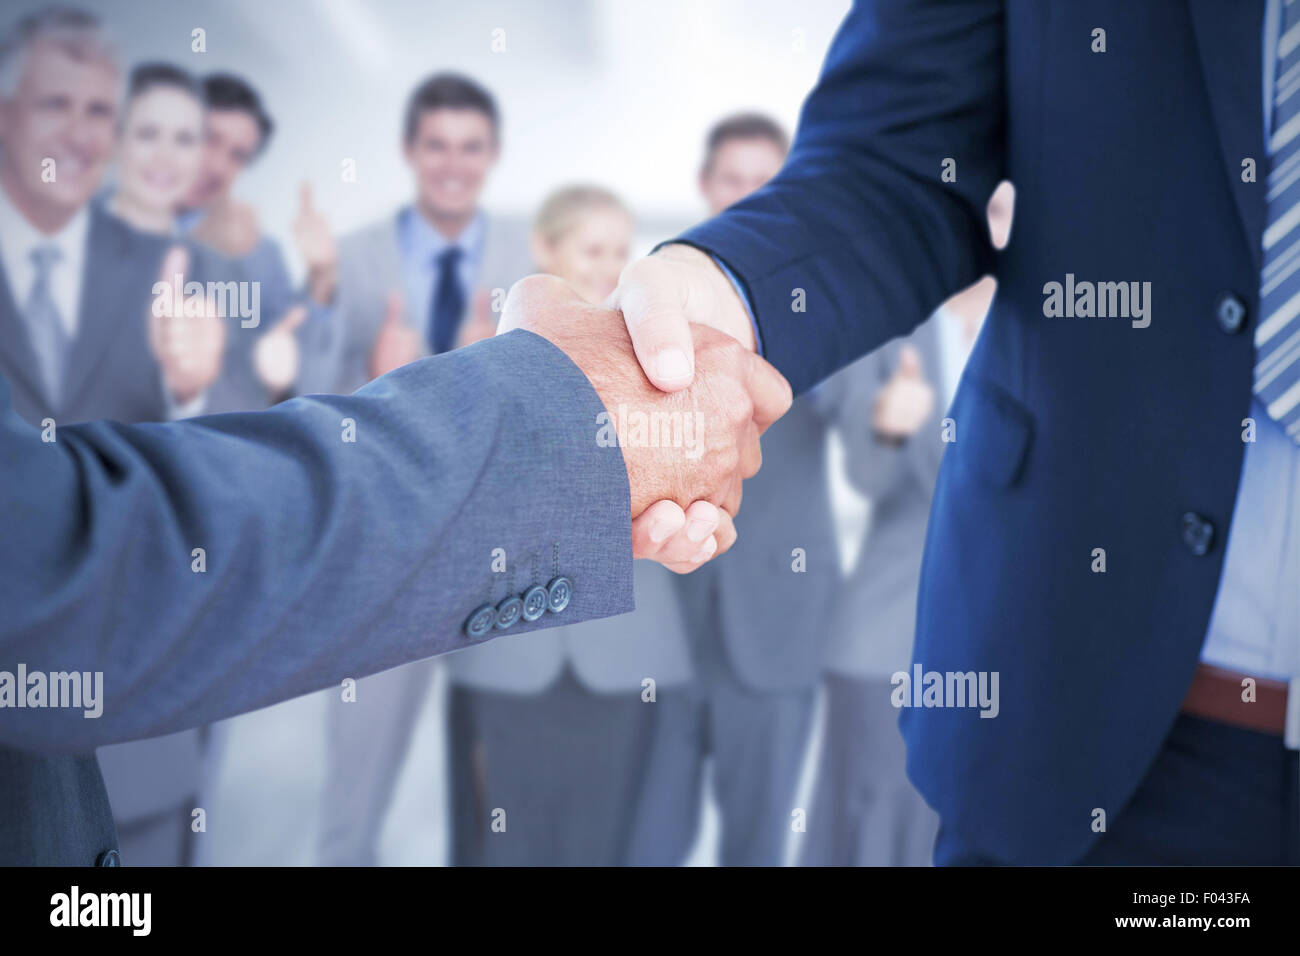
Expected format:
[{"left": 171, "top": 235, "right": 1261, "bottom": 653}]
[{"left": 497, "top": 272, "right": 791, "bottom": 573}]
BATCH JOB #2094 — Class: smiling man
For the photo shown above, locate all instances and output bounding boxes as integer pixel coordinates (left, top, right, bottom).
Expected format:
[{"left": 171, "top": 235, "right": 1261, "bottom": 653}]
[
  {"left": 297, "top": 72, "right": 536, "bottom": 867},
  {"left": 294, "top": 72, "right": 532, "bottom": 396}
]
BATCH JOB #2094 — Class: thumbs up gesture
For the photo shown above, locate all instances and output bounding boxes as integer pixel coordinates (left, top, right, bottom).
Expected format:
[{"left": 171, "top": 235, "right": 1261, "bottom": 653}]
[
  {"left": 149, "top": 246, "right": 227, "bottom": 406},
  {"left": 367, "top": 292, "right": 421, "bottom": 379},
  {"left": 253, "top": 305, "right": 309, "bottom": 396},
  {"left": 292, "top": 182, "right": 338, "bottom": 304},
  {"left": 455, "top": 288, "right": 499, "bottom": 348},
  {"left": 872, "top": 344, "right": 935, "bottom": 440}
]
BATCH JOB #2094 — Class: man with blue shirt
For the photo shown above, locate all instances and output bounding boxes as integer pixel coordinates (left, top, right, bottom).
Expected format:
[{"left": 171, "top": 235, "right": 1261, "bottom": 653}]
[
  {"left": 610, "top": 0, "right": 1300, "bottom": 865},
  {"left": 295, "top": 72, "right": 530, "bottom": 397},
  {"left": 301, "top": 72, "right": 536, "bottom": 866}
]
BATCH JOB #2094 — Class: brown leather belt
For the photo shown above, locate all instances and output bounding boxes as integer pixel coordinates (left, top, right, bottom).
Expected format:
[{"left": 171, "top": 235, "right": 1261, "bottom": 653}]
[{"left": 1181, "top": 662, "right": 1289, "bottom": 735}]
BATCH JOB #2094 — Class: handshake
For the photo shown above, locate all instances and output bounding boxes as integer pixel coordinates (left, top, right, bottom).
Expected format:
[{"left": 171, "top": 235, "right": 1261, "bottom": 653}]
[{"left": 498, "top": 244, "right": 792, "bottom": 573}]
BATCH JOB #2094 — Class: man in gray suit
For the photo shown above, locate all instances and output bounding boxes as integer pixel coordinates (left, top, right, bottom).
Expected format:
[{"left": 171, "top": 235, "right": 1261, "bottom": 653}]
[
  {"left": 625, "top": 115, "right": 840, "bottom": 866},
  {"left": 0, "top": 12, "right": 232, "bottom": 868},
  {"left": 303, "top": 73, "right": 534, "bottom": 865},
  {"left": 800, "top": 182, "right": 1013, "bottom": 867}
]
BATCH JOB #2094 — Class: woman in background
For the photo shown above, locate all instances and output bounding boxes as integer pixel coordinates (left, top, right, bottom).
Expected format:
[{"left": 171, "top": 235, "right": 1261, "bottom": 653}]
[
  {"left": 106, "top": 63, "right": 205, "bottom": 236},
  {"left": 444, "top": 186, "right": 697, "bottom": 866},
  {"left": 94, "top": 63, "right": 229, "bottom": 867}
]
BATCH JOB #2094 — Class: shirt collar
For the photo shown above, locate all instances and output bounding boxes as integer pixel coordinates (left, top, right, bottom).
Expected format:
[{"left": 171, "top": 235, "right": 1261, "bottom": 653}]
[
  {"left": 0, "top": 180, "right": 90, "bottom": 265},
  {"left": 400, "top": 205, "right": 486, "bottom": 267}
]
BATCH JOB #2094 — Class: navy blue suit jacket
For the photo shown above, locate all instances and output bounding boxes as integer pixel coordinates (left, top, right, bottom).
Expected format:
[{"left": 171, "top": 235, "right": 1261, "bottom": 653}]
[{"left": 679, "top": 0, "right": 1263, "bottom": 864}]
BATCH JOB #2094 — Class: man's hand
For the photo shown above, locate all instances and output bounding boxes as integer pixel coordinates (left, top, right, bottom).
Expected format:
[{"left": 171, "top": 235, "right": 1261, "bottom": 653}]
[
  {"left": 609, "top": 243, "right": 757, "bottom": 391},
  {"left": 872, "top": 344, "right": 935, "bottom": 440},
  {"left": 368, "top": 292, "right": 421, "bottom": 379},
  {"left": 149, "top": 247, "right": 227, "bottom": 405},
  {"left": 253, "top": 305, "right": 309, "bottom": 396},
  {"left": 499, "top": 275, "right": 791, "bottom": 571},
  {"left": 293, "top": 182, "right": 338, "bottom": 305}
]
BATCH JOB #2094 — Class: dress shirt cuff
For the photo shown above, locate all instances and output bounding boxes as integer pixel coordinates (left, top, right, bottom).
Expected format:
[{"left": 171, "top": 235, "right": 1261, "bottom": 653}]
[
  {"left": 653, "top": 241, "right": 765, "bottom": 357},
  {"left": 708, "top": 253, "right": 765, "bottom": 357}
]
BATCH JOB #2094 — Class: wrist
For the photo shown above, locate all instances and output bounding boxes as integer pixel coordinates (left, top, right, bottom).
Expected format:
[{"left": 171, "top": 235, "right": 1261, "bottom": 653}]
[{"left": 654, "top": 244, "right": 756, "bottom": 351}]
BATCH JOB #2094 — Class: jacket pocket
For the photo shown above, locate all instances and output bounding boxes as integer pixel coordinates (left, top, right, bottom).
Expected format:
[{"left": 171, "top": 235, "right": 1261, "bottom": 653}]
[{"left": 950, "top": 376, "right": 1033, "bottom": 488}]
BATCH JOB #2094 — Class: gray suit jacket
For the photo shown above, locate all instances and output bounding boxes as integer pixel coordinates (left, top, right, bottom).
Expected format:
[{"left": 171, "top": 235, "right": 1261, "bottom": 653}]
[
  {"left": 820, "top": 316, "right": 949, "bottom": 679},
  {"left": 0, "top": 325, "right": 635, "bottom": 865},
  {"left": 446, "top": 558, "right": 693, "bottom": 694},
  {"left": 298, "top": 208, "right": 532, "bottom": 397},
  {"left": 673, "top": 396, "right": 839, "bottom": 692},
  {"left": 0, "top": 207, "right": 225, "bottom": 829}
]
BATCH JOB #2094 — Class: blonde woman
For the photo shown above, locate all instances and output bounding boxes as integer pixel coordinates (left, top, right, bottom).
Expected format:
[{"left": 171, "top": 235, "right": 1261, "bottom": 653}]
[{"left": 444, "top": 186, "right": 694, "bottom": 865}]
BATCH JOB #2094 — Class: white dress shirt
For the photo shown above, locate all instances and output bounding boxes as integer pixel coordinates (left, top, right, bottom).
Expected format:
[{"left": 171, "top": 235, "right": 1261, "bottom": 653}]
[{"left": 0, "top": 182, "right": 88, "bottom": 339}]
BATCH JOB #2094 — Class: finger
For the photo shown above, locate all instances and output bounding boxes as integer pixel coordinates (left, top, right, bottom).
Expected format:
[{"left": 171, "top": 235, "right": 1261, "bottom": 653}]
[
  {"left": 299, "top": 181, "right": 314, "bottom": 215},
  {"left": 712, "top": 509, "right": 737, "bottom": 558},
  {"left": 897, "top": 345, "right": 923, "bottom": 378},
  {"left": 498, "top": 273, "right": 583, "bottom": 334},
  {"left": 155, "top": 246, "right": 190, "bottom": 319},
  {"left": 744, "top": 352, "right": 794, "bottom": 433},
  {"left": 616, "top": 257, "right": 695, "bottom": 392},
  {"left": 737, "top": 417, "right": 762, "bottom": 479},
  {"left": 646, "top": 500, "right": 720, "bottom": 570},
  {"left": 383, "top": 291, "right": 404, "bottom": 326},
  {"left": 630, "top": 499, "right": 687, "bottom": 560},
  {"left": 660, "top": 534, "right": 719, "bottom": 575},
  {"left": 683, "top": 499, "right": 720, "bottom": 546}
]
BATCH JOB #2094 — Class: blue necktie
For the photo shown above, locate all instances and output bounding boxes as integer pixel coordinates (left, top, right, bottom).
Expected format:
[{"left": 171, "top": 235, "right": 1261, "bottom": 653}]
[
  {"left": 24, "top": 244, "right": 70, "bottom": 410},
  {"left": 429, "top": 246, "right": 465, "bottom": 355},
  {"left": 1258, "top": 0, "right": 1300, "bottom": 442}
]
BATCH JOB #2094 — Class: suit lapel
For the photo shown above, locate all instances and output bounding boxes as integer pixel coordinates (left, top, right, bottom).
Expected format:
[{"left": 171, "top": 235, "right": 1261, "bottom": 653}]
[
  {"left": 1188, "top": 0, "right": 1267, "bottom": 271},
  {"left": 62, "top": 206, "right": 146, "bottom": 411}
]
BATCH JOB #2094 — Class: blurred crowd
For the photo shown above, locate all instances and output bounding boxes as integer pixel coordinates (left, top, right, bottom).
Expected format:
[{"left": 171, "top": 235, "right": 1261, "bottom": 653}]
[{"left": 0, "top": 7, "right": 1012, "bottom": 866}]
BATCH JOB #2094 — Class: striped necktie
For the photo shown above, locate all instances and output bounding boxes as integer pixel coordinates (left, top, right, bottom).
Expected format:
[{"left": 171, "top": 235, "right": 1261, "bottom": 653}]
[{"left": 1259, "top": 0, "right": 1300, "bottom": 442}]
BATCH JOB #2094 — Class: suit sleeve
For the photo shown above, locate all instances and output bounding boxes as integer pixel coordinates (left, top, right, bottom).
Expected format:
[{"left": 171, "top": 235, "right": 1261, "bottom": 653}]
[
  {"left": 675, "top": 0, "right": 1005, "bottom": 394},
  {"left": 0, "top": 330, "right": 634, "bottom": 753}
]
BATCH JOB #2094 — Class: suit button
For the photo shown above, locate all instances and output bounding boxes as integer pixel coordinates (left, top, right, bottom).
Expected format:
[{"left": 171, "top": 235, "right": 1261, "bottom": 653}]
[
  {"left": 495, "top": 595, "right": 523, "bottom": 629},
  {"left": 96, "top": 848, "right": 121, "bottom": 867},
  {"left": 521, "top": 585, "right": 548, "bottom": 622},
  {"left": 464, "top": 604, "right": 496, "bottom": 639},
  {"left": 546, "top": 576, "right": 572, "bottom": 613},
  {"left": 1181, "top": 512, "right": 1215, "bottom": 556},
  {"left": 1214, "top": 292, "right": 1246, "bottom": 334}
]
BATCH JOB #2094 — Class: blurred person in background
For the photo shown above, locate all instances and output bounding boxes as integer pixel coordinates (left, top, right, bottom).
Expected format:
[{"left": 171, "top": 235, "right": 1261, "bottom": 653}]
[
  {"left": 444, "top": 186, "right": 695, "bottom": 866},
  {"left": 180, "top": 71, "right": 308, "bottom": 413},
  {"left": 801, "top": 181, "right": 1015, "bottom": 867},
  {"left": 95, "top": 60, "right": 233, "bottom": 868},
  {"left": 625, "top": 114, "right": 840, "bottom": 866},
  {"left": 309, "top": 71, "right": 532, "bottom": 866},
  {"left": 0, "top": 13, "right": 217, "bottom": 866}
]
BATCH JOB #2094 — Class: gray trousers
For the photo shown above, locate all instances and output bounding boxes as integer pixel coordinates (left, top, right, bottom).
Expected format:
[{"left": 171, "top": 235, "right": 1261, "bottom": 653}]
[
  {"left": 448, "top": 665, "right": 658, "bottom": 866},
  {"left": 800, "top": 673, "right": 939, "bottom": 867},
  {"left": 624, "top": 627, "right": 815, "bottom": 867},
  {"left": 319, "top": 659, "right": 435, "bottom": 866}
]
